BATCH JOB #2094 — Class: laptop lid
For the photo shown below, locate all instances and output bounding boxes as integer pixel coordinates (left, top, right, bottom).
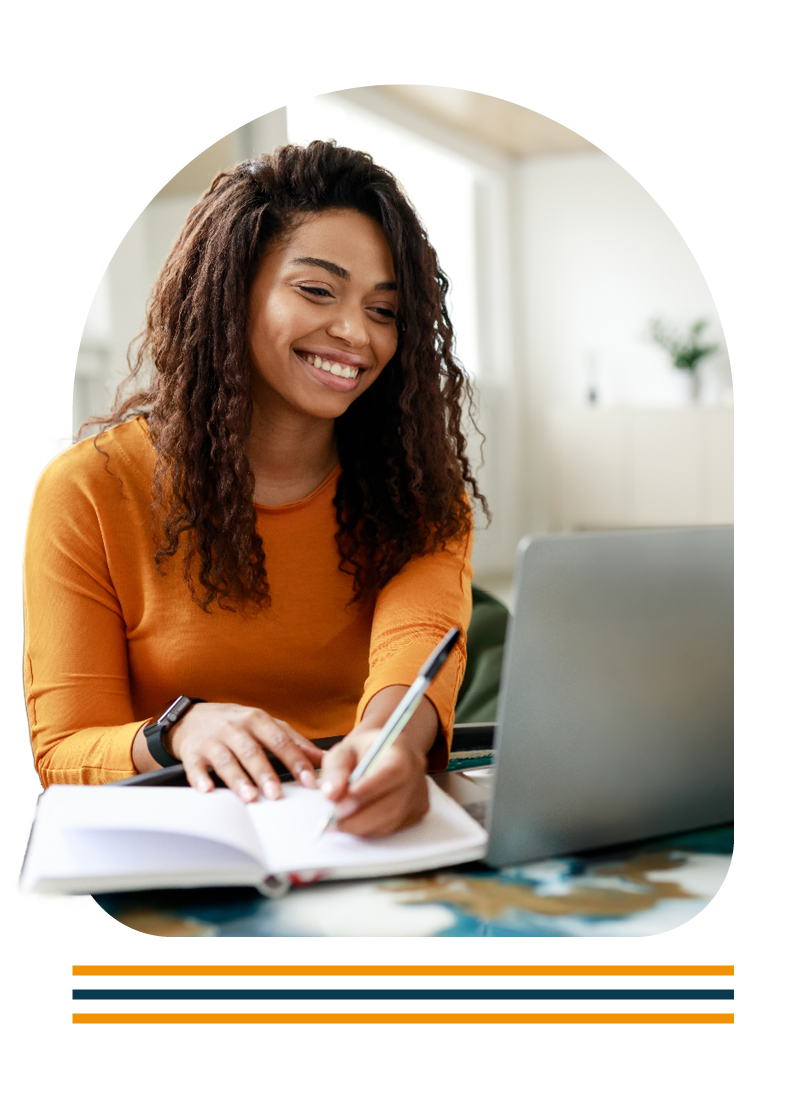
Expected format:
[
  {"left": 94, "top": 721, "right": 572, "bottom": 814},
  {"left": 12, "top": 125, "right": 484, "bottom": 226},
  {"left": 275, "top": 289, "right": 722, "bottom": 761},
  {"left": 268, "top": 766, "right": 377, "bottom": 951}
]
[{"left": 484, "top": 526, "right": 733, "bottom": 867}]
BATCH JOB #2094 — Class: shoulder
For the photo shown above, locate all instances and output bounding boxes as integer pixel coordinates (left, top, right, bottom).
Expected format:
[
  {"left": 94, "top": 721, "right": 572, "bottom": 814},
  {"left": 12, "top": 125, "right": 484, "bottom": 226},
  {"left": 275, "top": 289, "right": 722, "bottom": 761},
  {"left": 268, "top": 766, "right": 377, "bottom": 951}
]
[
  {"left": 32, "top": 418, "right": 154, "bottom": 505},
  {"left": 29, "top": 418, "right": 155, "bottom": 529}
]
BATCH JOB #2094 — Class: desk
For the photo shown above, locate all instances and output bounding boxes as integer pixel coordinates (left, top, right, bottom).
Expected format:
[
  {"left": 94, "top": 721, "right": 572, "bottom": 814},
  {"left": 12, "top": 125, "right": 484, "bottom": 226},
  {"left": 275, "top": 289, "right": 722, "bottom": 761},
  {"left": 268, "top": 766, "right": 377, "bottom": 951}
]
[{"left": 93, "top": 823, "right": 732, "bottom": 938}]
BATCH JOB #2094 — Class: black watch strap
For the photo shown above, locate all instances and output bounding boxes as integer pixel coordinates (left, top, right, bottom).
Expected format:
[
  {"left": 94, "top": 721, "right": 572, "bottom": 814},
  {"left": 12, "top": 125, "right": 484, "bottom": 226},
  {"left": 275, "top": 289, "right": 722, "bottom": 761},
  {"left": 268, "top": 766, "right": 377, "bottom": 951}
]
[{"left": 143, "top": 696, "right": 206, "bottom": 769}]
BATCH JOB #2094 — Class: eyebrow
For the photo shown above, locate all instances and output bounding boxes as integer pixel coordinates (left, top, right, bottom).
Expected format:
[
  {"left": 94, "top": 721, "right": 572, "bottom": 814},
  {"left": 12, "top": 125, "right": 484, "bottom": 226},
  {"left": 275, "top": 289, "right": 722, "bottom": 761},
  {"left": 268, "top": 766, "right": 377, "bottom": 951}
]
[{"left": 290, "top": 257, "right": 397, "bottom": 291}]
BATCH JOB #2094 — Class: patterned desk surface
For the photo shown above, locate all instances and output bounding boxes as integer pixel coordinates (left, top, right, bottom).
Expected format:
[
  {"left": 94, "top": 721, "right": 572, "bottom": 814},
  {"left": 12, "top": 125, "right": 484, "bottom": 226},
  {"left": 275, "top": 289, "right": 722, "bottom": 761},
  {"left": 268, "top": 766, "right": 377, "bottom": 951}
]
[{"left": 94, "top": 823, "right": 732, "bottom": 938}]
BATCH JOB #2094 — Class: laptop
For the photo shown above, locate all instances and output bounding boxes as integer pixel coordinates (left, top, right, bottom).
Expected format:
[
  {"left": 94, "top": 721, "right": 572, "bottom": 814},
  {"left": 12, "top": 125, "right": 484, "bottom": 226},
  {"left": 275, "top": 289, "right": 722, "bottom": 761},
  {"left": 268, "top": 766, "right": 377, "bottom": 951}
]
[{"left": 463, "top": 525, "right": 734, "bottom": 866}]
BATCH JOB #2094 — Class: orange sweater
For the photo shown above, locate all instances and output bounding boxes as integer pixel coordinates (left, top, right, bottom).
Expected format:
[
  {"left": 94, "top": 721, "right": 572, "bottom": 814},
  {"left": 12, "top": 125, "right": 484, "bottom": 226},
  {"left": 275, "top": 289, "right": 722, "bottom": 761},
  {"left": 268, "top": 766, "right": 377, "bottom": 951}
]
[{"left": 23, "top": 418, "right": 472, "bottom": 787}]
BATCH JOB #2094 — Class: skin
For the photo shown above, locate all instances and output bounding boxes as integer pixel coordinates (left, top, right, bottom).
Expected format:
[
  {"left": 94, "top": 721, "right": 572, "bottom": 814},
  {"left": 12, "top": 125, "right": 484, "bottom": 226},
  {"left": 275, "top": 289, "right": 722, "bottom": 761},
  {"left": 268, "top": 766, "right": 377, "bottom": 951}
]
[{"left": 132, "top": 208, "right": 438, "bottom": 837}]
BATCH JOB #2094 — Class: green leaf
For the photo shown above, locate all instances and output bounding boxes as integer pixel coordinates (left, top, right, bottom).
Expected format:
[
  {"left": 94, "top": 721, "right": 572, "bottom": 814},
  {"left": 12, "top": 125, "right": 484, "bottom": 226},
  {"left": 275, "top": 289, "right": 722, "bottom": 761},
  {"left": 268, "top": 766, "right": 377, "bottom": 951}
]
[{"left": 649, "top": 317, "right": 719, "bottom": 372}]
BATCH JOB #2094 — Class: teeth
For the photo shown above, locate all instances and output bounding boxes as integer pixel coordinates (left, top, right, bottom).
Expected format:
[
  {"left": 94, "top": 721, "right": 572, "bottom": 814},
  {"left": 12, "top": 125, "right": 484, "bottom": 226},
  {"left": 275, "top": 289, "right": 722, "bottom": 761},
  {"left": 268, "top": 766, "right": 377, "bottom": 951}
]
[{"left": 301, "top": 352, "right": 359, "bottom": 379}]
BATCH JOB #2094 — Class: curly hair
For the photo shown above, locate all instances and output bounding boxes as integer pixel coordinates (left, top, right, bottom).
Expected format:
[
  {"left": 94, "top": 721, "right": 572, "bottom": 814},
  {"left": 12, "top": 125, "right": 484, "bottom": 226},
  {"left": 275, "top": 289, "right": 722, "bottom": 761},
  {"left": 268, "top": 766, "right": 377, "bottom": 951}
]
[{"left": 87, "top": 140, "right": 487, "bottom": 611}]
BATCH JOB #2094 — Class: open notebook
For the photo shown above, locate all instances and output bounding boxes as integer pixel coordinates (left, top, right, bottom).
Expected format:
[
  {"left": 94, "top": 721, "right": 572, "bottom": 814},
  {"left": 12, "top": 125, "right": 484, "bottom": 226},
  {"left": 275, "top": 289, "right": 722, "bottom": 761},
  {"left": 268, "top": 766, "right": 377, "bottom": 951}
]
[{"left": 20, "top": 777, "right": 488, "bottom": 894}]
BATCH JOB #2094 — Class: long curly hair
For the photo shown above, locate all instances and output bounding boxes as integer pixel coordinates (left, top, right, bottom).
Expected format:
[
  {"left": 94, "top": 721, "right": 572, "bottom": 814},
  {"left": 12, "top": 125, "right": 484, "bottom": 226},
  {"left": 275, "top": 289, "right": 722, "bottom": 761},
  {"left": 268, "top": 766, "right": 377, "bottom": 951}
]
[{"left": 88, "top": 140, "right": 487, "bottom": 611}]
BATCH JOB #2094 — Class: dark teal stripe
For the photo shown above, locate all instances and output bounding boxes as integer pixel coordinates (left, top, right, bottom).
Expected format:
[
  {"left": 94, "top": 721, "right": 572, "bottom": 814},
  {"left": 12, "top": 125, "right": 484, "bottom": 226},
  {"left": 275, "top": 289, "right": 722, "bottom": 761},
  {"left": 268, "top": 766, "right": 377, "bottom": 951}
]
[{"left": 73, "top": 989, "right": 734, "bottom": 1001}]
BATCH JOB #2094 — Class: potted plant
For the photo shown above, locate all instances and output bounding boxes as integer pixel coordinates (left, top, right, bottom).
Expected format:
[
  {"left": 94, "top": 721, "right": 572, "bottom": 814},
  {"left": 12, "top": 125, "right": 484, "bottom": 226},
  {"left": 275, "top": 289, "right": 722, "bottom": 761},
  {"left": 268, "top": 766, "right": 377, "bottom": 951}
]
[{"left": 649, "top": 317, "right": 720, "bottom": 403}]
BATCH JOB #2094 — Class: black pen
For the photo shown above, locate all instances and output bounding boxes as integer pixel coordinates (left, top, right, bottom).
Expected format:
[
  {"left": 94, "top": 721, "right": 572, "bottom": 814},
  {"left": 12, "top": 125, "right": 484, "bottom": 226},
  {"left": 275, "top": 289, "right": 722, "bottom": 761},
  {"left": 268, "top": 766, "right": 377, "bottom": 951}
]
[{"left": 313, "top": 627, "right": 462, "bottom": 838}]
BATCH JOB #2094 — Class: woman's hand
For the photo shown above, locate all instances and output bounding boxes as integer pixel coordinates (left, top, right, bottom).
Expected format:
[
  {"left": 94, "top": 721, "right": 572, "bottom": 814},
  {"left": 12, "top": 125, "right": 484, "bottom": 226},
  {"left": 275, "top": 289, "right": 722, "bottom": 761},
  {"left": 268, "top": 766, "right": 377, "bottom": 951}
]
[
  {"left": 317, "top": 688, "right": 440, "bottom": 837},
  {"left": 132, "top": 703, "right": 325, "bottom": 803}
]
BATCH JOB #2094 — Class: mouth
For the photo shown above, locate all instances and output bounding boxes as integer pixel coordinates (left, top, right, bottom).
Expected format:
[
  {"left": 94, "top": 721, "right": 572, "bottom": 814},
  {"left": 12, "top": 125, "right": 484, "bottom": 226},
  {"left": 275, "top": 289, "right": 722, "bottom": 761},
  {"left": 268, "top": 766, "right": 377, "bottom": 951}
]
[{"left": 296, "top": 350, "right": 365, "bottom": 382}]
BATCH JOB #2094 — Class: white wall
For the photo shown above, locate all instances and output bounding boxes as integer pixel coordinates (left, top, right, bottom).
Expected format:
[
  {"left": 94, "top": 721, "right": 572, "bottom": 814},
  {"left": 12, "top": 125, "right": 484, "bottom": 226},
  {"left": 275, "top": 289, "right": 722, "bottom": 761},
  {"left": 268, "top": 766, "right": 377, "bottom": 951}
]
[
  {"left": 72, "top": 109, "right": 290, "bottom": 439},
  {"left": 111, "top": 197, "right": 195, "bottom": 375},
  {"left": 517, "top": 151, "right": 731, "bottom": 410},
  {"left": 513, "top": 151, "right": 732, "bottom": 535}
]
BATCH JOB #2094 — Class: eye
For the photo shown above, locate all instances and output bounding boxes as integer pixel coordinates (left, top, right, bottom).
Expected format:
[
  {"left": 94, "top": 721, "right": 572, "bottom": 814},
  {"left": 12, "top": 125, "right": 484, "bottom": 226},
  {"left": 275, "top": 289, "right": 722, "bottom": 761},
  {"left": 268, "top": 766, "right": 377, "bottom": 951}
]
[
  {"left": 370, "top": 306, "right": 397, "bottom": 320},
  {"left": 298, "top": 285, "right": 332, "bottom": 298}
]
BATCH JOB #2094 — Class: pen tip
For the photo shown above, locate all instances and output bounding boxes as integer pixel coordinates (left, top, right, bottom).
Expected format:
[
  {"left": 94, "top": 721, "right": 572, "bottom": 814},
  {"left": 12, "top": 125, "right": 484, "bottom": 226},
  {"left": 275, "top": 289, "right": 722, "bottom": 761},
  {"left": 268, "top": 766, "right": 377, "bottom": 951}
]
[{"left": 313, "top": 815, "right": 334, "bottom": 840}]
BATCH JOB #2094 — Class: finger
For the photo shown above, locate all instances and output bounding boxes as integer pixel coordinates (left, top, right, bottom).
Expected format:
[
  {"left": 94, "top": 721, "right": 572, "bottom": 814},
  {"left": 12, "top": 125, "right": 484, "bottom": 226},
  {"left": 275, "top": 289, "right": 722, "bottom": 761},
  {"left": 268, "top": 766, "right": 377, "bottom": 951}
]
[
  {"left": 319, "top": 736, "right": 416, "bottom": 813},
  {"left": 182, "top": 756, "right": 215, "bottom": 795},
  {"left": 270, "top": 718, "right": 326, "bottom": 767},
  {"left": 250, "top": 714, "right": 321, "bottom": 789},
  {"left": 286, "top": 733, "right": 326, "bottom": 767},
  {"left": 282, "top": 737, "right": 326, "bottom": 773},
  {"left": 222, "top": 728, "right": 284, "bottom": 801},
  {"left": 319, "top": 740, "right": 360, "bottom": 802},
  {"left": 205, "top": 742, "right": 261, "bottom": 803},
  {"left": 347, "top": 743, "right": 423, "bottom": 803},
  {"left": 335, "top": 779, "right": 430, "bottom": 838},
  {"left": 332, "top": 745, "right": 427, "bottom": 831}
]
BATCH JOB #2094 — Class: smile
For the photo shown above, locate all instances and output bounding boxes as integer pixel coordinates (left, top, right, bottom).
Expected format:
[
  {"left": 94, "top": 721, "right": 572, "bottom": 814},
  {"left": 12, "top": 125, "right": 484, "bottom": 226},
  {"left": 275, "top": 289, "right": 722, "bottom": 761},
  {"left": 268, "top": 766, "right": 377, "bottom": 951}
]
[{"left": 298, "top": 351, "right": 361, "bottom": 380}]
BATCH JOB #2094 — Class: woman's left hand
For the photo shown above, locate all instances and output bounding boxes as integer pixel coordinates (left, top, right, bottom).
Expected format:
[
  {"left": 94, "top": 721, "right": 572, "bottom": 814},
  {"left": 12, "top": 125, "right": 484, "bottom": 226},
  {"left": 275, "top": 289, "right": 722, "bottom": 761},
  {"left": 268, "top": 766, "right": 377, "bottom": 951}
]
[{"left": 317, "top": 687, "right": 440, "bottom": 837}]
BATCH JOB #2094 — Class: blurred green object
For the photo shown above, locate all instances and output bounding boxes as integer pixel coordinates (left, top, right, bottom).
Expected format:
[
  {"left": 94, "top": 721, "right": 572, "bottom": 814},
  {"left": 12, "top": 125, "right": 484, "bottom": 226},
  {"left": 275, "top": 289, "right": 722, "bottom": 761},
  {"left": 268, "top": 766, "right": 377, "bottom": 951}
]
[
  {"left": 454, "top": 585, "right": 510, "bottom": 723},
  {"left": 649, "top": 317, "right": 719, "bottom": 373},
  {"left": 649, "top": 317, "right": 720, "bottom": 402}
]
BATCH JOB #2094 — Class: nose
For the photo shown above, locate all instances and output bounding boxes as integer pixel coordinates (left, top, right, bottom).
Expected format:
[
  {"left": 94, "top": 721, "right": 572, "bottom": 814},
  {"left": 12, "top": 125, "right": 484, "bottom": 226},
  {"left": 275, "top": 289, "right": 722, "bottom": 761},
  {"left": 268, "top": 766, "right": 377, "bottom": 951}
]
[{"left": 326, "top": 304, "right": 371, "bottom": 349}]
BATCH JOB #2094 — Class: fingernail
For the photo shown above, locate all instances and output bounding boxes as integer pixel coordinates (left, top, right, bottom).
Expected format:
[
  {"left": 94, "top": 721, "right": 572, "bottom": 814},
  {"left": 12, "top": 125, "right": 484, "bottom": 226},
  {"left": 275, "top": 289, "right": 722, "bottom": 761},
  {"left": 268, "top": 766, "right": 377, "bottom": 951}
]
[
  {"left": 335, "top": 796, "right": 359, "bottom": 821},
  {"left": 321, "top": 780, "right": 334, "bottom": 798},
  {"left": 263, "top": 779, "right": 281, "bottom": 800},
  {"left": 196, "top": 779, "right": 212, "bottom": 793},
  {"left": 299, "top": 769, "right": 316, "bottom": 789},
  {"left": 238, "top": 782, "right": 257, "bottom": 802}
]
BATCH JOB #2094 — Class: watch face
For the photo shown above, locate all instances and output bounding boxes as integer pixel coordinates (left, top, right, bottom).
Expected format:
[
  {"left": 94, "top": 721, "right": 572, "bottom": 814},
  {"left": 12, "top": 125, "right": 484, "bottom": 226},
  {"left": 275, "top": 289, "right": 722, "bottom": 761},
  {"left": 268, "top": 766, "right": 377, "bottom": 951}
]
[{"left": 163, "top": 696, "right": 190, "bottom": 726}]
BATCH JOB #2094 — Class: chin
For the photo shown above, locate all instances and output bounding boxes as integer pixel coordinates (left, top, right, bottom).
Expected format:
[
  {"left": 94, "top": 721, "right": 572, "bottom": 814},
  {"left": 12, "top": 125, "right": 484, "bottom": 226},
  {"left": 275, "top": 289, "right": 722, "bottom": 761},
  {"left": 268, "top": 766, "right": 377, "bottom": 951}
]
[{"left": 300, "top": 395, "right": 358, "bottom": 421}]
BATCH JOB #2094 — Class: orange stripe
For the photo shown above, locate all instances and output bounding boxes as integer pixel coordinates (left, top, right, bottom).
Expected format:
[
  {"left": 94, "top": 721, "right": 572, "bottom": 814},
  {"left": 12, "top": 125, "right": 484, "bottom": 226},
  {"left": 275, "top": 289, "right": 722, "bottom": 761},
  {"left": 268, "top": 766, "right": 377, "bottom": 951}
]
[
  {"left": 72, "top": 965, "right": 734, "bottom": 977},
  {"left": 73, "top": 1012, "right": 733, "bottom": 1024}
]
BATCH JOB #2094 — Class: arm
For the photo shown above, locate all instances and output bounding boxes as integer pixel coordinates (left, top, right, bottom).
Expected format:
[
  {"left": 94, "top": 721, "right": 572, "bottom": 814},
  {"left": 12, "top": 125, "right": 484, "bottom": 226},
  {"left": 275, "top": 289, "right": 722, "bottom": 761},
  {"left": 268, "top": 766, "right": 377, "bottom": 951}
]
[
  {"left": 319, "top": 521, "right": 473, "bottom": 835},
  {"left": 357, "top": 521, "right": 474, "bottom": 764},
  {"left": 24, "top": 450, "right": 147, "bottom": 785},
  {"left": 24, "top": 444, "right": 323, "bottom": 795}
]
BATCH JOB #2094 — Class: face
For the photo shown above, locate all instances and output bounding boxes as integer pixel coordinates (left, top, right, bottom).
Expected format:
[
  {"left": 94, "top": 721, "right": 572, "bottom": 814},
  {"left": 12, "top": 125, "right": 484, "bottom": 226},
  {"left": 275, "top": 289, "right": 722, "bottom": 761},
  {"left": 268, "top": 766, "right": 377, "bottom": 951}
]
[{"left": 247, "top": 208, "right": 399, "bottom": 421}]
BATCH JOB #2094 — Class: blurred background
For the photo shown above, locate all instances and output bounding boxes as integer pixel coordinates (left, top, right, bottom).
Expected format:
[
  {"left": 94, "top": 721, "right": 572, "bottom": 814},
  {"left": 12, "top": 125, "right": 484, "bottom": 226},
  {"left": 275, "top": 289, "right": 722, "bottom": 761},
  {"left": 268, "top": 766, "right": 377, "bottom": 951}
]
[{"left": 73, "top": 85, "right": 733, "bottom": 605}]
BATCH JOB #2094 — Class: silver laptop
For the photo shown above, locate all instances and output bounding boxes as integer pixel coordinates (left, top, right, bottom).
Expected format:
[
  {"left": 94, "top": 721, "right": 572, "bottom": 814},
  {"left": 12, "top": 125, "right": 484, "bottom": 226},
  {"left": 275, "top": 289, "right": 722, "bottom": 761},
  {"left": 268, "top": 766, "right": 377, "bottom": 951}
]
[{"left": 479, "top": 526, "right": 733, "bottom": 866}]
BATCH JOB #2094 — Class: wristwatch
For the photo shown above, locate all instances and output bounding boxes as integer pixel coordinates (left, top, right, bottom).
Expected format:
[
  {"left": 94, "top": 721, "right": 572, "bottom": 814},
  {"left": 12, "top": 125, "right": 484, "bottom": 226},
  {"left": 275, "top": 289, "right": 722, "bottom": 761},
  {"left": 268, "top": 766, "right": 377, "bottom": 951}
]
[{"left": 143, "top": 696, "right": 205, "bottom": 768}]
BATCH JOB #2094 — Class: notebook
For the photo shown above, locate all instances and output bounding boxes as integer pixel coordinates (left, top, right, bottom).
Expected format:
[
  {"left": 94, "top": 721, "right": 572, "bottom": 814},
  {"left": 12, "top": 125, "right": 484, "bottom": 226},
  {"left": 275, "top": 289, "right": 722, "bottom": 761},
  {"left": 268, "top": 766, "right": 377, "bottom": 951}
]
[{"left": 19, "top": 777, "right": 488, "bottom": 894}]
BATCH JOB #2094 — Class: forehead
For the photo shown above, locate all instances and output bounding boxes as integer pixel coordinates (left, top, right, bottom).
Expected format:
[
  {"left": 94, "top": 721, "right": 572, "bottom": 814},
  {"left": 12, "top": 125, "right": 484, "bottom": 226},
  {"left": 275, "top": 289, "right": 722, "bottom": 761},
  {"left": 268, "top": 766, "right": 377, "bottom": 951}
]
[{"left": 273, "top": 209, "right": 396, "bottom": 278}]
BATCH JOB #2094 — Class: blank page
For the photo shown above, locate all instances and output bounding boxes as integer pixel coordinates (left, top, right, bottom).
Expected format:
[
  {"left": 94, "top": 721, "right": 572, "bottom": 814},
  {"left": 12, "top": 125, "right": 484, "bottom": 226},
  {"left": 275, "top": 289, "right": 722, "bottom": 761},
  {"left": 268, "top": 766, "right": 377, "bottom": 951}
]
[
  {"left": 33, "top": 786, "right": 261, "bottom": 856},
  {"left": 247, "top": 777, "right": 488, "bottom": 877}
]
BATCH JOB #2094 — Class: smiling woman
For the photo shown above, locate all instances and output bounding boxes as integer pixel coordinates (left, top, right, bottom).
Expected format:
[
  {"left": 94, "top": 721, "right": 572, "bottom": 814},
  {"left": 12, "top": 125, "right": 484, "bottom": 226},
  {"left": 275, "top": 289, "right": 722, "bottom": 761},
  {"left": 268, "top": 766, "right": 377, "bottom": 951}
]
[
  {"left": 246, "top": 209, "right": 400, "bottom": 505},
  {"left": 23, "top": 142, "right": 486, "bottom": 838}
]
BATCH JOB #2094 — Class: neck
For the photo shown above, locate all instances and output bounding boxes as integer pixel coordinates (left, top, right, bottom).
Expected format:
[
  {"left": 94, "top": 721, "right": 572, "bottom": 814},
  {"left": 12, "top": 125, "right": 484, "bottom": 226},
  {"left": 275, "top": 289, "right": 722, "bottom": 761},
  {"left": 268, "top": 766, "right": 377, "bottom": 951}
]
[{"left": 247, "top": 396, "right": 338, "bottom": 507}]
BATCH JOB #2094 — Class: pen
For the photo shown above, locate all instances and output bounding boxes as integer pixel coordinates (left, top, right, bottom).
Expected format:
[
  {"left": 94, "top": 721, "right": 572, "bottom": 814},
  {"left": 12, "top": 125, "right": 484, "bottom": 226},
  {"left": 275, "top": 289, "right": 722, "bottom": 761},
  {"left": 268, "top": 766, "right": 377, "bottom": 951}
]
[{"left": 313, "top": 627, "right": 462, "bottom": 838}]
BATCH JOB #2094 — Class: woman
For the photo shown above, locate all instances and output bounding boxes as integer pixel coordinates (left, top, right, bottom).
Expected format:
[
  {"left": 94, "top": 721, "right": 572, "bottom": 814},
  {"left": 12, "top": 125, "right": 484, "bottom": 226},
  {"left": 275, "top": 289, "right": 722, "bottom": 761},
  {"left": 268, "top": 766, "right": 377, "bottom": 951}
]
[{"left": 24, "top": 141, "right": 485, "bottom": 837}]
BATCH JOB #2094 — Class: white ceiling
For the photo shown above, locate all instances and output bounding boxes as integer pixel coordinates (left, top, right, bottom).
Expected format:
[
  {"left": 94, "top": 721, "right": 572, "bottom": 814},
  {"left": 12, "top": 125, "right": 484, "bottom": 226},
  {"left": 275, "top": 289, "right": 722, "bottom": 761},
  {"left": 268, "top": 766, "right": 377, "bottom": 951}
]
[
  {"left": 157, "top": 87, "right": 598, "bottom": 198},
  {"left": 377, "top": 85, "right": 599, "bottom": 157}
]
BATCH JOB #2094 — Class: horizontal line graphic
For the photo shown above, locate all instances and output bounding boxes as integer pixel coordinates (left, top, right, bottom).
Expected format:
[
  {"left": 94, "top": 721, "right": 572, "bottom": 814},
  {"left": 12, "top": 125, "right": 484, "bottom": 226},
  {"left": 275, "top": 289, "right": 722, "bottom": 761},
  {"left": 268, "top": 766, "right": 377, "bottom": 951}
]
[
  {"left": 73, "top": 1012, "right": 734, "bottom": 1024},
  {"left": 73, "top": 965, "right": 734, "bottom": 977},
  {"left": 72, "top": 988, "right": 735, "bottom": 1001}
]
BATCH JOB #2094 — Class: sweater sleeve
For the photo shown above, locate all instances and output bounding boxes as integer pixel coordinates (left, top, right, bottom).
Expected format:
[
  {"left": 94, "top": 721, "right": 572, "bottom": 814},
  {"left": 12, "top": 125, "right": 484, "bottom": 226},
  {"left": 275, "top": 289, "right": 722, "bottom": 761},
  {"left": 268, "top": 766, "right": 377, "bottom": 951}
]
[
  {"left": 23, "top": 449, "right": 146, "bottom": 787},
  {"left": 355, "top": 519, "right": 474, "bottom": 770}
]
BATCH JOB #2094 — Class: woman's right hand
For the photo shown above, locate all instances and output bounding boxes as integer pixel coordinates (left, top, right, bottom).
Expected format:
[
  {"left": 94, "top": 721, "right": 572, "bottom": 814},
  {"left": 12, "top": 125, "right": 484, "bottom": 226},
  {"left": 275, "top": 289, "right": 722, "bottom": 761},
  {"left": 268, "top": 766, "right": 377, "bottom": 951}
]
[{"left": 134, "top": 702, "right": 325, "bottom": 803}]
